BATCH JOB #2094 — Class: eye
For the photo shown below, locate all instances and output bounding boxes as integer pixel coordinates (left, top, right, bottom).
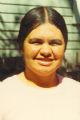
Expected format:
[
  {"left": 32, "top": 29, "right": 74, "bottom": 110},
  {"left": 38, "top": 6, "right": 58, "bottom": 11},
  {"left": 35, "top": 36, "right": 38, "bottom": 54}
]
[
  {"left": 49, "top": 39, "right": 63, "bottom": 46},
  {"left": 29, "top": 38, "right": 43, "bottom": 45}
]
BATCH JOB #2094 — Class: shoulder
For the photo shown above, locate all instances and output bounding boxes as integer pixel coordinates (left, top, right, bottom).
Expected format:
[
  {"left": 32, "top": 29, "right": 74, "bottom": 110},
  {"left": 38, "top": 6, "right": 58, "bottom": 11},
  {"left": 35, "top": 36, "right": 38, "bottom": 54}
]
[
  {"left": 0, "top": 75, "right": 19, "bottom": 117},
  {"left": 58, "top": 74, "right": 80, "bottom": 85},
  {"left": 1, "top": 74, "right": 18, "bottom": 85},
  {"left": 0, "top": 74, "right": 21, "bottom": 103},
  {"left": 0, "top": 75, "right": 20, "bottom": 92},
  {"left": 60, "top": 75, "right": 80, "bottom": 92},
  {"left": 62, "top": 76, "right": 80, "bottom": 85},
  {"left": 57, "top": 75, "right": 80, "bottom": 102}
]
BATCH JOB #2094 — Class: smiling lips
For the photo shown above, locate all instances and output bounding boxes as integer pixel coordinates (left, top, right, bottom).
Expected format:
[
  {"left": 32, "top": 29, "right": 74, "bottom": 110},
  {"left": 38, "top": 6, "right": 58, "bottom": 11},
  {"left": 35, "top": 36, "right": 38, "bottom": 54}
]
[{"left": 35, "top": 58, "right": 54, "bottom": 66}]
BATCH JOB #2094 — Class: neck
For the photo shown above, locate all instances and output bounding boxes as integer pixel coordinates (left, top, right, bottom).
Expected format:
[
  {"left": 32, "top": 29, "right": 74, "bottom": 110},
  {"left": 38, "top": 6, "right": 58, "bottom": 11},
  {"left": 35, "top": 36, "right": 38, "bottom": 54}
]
[{"left": 24, "top": 69, "right": 59, "bottom": 88}]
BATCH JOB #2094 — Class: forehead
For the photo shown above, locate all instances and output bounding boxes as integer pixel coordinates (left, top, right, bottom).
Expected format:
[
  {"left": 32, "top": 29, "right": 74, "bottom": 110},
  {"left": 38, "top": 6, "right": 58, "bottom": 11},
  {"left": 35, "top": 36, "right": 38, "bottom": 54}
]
[{"left": 27, "top": 23, "right": 64, "bottom": 39}]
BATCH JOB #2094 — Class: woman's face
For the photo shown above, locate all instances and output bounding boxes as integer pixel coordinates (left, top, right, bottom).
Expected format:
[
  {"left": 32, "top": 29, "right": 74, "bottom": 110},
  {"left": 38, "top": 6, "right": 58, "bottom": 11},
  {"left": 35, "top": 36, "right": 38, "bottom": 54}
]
[{"left": 22, "top": 23, "right": 65, "bottom": 76}]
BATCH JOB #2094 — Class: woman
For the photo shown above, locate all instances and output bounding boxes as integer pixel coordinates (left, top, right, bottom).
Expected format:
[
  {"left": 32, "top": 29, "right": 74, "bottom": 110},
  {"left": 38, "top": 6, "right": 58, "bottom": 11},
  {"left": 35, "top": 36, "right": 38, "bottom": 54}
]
[{"left": 0, "top": 6, "right": 80, "bottom": 120}]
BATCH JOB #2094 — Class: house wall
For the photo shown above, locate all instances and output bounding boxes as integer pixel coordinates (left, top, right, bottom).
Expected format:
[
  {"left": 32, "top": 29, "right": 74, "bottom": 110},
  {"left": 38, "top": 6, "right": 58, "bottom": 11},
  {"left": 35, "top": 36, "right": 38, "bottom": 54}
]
[{"left": 0, "top": 0, "right": 80, "bottom": 66}]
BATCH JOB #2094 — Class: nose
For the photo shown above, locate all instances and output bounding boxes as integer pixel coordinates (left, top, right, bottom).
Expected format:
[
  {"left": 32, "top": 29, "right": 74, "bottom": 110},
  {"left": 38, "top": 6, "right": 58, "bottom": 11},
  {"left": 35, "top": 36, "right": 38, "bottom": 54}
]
[{"left": 40, "top": 43, "right": 52, "bottom": 57}]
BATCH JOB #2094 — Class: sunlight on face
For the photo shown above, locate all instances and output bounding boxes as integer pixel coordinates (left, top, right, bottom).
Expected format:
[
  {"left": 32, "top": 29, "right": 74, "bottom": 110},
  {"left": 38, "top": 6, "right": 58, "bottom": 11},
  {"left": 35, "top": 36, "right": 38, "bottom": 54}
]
[{"left": 22, "top": 23, "right": 65, "bottom": 76}]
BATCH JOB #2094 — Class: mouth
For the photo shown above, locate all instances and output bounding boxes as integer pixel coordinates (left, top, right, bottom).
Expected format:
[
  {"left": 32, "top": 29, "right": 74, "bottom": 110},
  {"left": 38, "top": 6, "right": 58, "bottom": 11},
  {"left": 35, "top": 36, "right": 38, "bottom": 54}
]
[{"left": 35, "top": 58, "right": 54, "bottom": 66}]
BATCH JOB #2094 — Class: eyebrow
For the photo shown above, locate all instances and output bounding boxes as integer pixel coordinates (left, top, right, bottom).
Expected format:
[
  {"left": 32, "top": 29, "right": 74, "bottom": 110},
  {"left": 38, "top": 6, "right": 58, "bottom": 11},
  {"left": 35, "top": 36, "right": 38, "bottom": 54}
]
[
  {"left": 28, "top": 38, "right": 43, "bottom": 43},
  {"left": 49, "top": 39, "right": 63, "bottom": 44}
]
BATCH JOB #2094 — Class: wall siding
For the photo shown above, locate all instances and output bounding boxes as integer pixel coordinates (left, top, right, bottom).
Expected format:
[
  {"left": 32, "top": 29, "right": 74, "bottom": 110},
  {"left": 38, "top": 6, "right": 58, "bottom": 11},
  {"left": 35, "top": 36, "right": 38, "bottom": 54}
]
[{"left": 0, "top": 0, "right": 80, "bottom": 66}]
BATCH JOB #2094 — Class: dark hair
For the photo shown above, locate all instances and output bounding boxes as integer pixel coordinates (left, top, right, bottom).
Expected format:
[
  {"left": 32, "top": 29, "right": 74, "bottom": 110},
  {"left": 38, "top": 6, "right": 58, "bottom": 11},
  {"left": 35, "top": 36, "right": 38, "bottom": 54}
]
[{"left": 17, "top": 6, "right": 68, "bottom": 50}]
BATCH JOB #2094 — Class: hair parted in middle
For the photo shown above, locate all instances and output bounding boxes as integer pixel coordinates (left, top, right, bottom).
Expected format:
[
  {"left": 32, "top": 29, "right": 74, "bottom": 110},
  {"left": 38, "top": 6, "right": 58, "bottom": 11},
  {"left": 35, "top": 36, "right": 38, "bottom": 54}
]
[{"left": 17, "top": 6, "right": 68, "bottom": 50}]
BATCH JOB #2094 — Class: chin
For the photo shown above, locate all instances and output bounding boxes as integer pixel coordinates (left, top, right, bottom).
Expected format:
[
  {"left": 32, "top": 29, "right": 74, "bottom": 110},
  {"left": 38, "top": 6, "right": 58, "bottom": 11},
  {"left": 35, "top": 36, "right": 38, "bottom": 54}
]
[
  {"left": 34, "top": 69, "right": 56, "bottom": 77},
  {"left": 27, "top": 64, "right": 59, "bottom": 76}
]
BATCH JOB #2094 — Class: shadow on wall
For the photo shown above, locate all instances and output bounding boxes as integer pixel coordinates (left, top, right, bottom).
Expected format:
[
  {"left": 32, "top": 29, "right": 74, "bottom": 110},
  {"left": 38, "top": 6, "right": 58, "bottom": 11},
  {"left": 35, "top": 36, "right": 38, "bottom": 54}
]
[
  {"left": 73, "top": 0, "right": 80, "bottom": 32},
  {"left": 0, "top": 15, "right": 21, "bottom": 53},
  {"left": 0, "top": 5, "right": 32, "bottom": 57},
  {"left": 0, "top": 57, "right": 24, "bottom": 81}
]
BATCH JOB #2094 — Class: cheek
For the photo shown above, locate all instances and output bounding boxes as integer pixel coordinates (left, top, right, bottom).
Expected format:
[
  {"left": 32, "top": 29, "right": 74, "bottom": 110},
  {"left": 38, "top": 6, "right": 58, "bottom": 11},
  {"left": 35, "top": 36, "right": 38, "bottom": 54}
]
[
  {"left": 53, "top": 47, "right": 65, "bottom": 59},
  {"left": 23, "top": 45, "right": 40, "bottom": 59}
]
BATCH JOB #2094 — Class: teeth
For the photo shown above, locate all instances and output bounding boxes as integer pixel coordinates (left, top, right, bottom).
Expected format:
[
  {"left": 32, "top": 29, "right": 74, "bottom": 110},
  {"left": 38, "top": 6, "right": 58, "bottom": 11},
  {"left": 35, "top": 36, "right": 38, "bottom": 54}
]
[
  {"left": 36, "top": 59, "right": 53, "bottom": 66},
  {"left": 36, "top": 58, "right": 53, "bottom": 61}
]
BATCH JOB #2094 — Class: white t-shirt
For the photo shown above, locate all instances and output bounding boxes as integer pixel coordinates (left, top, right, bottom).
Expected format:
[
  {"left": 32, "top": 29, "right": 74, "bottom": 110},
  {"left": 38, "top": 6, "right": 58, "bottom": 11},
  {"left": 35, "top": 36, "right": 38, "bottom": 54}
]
[{"left": 0, "top": 74, "right": 80, "bottom": 120}]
